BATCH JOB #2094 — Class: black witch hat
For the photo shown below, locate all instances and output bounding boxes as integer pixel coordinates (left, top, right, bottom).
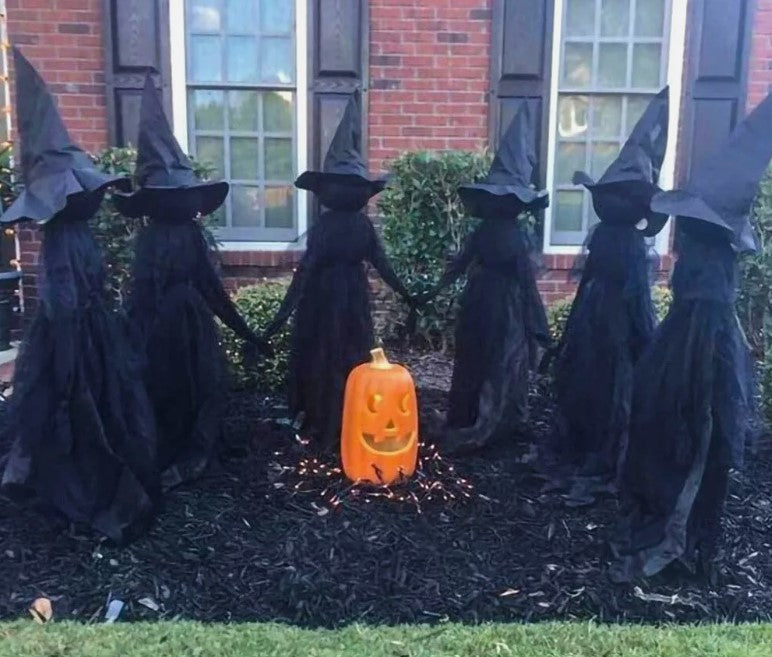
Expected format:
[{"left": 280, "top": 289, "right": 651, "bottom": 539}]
[
  {"left": 573, "top": 87, "right": 670, "bottom": 238},
  {"left": 113, "top": 74, "right": 229, "bottom": 219},
  {"left": 651, "top": 92, "right": 772, "bottom": 253},
  {"left": 458, "top": 102, "right": 548, "bottom": 219},
  {"left": 0, "top": 48, "right": 128, "bottom": 224},
  {"left": 295, "top": 93, "right": 386, "bottom": 197}
]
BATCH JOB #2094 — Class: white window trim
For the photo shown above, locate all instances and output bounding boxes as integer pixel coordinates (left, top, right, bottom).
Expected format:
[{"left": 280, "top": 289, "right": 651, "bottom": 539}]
[
  {"left": 542, "top": 0, "right": 688, "bottom": 256},
  {"left": 168, "top": 0, "right": 308, "bottom": 252}
]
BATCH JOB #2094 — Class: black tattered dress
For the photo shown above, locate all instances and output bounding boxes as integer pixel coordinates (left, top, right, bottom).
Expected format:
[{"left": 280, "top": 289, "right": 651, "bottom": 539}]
[
  {"left": 264, "top": 209, "right": 411, "bottom": 450},
  {"left": 2, "top": 204, "right": 158, "bottom": 543},
  {"left": 551, "top": 223, "right": 657, "bottom": 504},
  {"left": 437, "top": 219, "right": 550, "bottom": 454},
  {"left": 127, "top": 217, "right": 261, "bottom": 490},
  {"left": 610, "top": 223, "right": 754, "bottom": 581}
]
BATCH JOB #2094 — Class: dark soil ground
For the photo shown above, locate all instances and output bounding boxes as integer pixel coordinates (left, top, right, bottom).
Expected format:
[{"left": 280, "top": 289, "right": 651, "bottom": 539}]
[{"left": 1, "top": 349, "right": 770, "bottom": 627}]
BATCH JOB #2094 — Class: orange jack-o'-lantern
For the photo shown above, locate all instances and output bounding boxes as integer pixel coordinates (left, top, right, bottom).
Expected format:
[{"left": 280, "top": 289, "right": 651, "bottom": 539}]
[{"left": 341, "top": 347, "right": 419, "bottom": 484}]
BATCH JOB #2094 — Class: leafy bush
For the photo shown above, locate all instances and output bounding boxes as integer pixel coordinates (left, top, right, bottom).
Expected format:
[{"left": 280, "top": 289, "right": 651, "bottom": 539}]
[
  {"left": 377, "top": 150, "right": 491, "bottom": 349},
  {"left": 219, "top": 281, "right": 291, "bottom": 391},
  {"left": 652, "top": 285, "right": 672, "bottom": 323},
  {"left": 739, "top": 166, "right": 772, "bottom": 424},
  {"left": 91, "top": 147, "right": 216, "bottom": 306},
  {"left": 547, "top": 295, "right": 574, "bottom": 343}
]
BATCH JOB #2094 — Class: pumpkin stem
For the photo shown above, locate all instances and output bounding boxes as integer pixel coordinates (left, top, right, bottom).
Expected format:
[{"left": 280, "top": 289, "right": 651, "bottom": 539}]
[{"left": 369, "top": 347, "right": 391, "bottom": 369}]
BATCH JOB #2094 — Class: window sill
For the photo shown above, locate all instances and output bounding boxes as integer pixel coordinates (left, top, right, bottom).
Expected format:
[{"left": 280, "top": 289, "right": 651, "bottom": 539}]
[{"left": 219, "top": 249, "right": 303, "bottom": 268}]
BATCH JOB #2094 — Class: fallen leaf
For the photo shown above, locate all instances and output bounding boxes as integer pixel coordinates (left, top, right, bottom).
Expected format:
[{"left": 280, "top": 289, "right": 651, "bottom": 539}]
[
  {"left": 29, "top": 598, "right": 53, "bottom": 624},
  {"left": 104, "top": 599, "right": 124, "bottom": 623},
  {"left": 138, "top": 597, "right": 159, "bottom": 612}
]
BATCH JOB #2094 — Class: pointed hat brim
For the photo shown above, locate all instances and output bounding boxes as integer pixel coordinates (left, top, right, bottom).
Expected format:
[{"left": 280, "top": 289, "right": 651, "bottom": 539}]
[
  {"left": 457, "top": 183, "right": 549, "bottom": 218},
  {"left": 112, "top": 180, "right": 230, "bottom": 219},
  {"left": 294, "top": 171, "right": 388, "bottom": 195},
  {"left": 0, "top": 169, "right": 129, "bottom": 224}
]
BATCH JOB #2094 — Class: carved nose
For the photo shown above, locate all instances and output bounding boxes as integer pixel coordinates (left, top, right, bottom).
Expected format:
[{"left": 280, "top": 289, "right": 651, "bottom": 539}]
[{"left": 385, "top": 419, "right": 396, "bottom": 432}]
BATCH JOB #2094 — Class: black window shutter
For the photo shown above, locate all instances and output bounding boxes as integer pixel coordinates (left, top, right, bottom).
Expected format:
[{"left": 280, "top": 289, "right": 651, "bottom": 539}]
[
  {"left": 681, "top": 0, "right": 757, "bottom": 181},
  {"left": 489, "top": 0, "right": 554, "bottom": 189},
  {"left": 103, "top": 0, "right": 172, "bottom": 147},
  {"left": 306, "top": 0, "right": 369, "bottom": 221}
]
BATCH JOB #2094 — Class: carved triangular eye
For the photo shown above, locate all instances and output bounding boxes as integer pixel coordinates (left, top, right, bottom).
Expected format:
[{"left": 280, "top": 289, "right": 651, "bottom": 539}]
[{"left": 367, "top": 393, "right": 382, "bottom": 413}]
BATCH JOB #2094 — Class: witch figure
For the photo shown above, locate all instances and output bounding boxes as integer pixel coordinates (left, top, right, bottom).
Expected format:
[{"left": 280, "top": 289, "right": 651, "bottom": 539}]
[
  {"left": 549, "top": 88, "right": 670, "bottom": 505},
  {"left": 0, "top": 49, "right": 158, "bottom": 543},
  {"left": 424, "top": 103, "right": 550, "bottom": 455},
  {"left": 609, "top": 93, "right": 772, "bottom": 582},
  {"left": 261, "top": 94, "right": 415, "bottom": 450},
  {"left": 116, "top": 76, "right": 267, "bottom": 490}
]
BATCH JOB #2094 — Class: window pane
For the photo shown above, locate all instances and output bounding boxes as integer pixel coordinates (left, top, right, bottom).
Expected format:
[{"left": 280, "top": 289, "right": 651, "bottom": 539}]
[
  {"left": 554, "top": 190, "right": 585, "bottom": 232},
  {"left": 635, "top": 0, "right": 666, "bottom": 37},
  {"left": 230, "top": 137, "right": 259, "bottom": 179},
  {"left": 626, "top": 95, "right": 653, "bottom": 133},
  {"left": 558, "top": 95, "right": 589, "bottom": 139},
  {"left": 265, "top": 138, "right": 293, "bottom": 179},
  {"left": 228, "top": 91, "right": 259, "bottom": 131},
  {"left": 261, "top": 37, "right": 294, "bottom": 83},
  {"left": 565, "top": 0, "right": 595, "bottom": 37},
  {"left": 192, "top": 90, "right": 224, "bottom": 130},
  {"left": 190, "top": 35, "right": 222, "bottom": 82},
  {"left": 190, "top": 0, "right": 221, "bottom": 32},
  {"left": 264, "top": 91, "right": 293, "bottom": 132},
  {"left": 601, "top": 0, "right": 630, "bottom": 37},
  {"left": 598, "top": 43, "right": 627, "bottom": 87},
  {"left": 591, "top": 142, "right": 619, "bottom": 178},
  {"left": 562, "top": 42, "right": 593, "bottom": 87},
  {"left": 226, "top": 0, "right": 257, "bottom": 33},
  {"left": 591, "top": 95, "right": 622, "bottom": 138},
  {"left": 231, "top": 185, "right": 260, "bottom": 227},
  {"left": 556, "top": 142, "right": 586, "bottom": 184},
  {"left": 261, "top": 0, "right": 293, "bottom": 33},
  {"left": 196, "top": 137, "right": 225, "bottom": 178},
  {"left": 265, "top": 186, "right": 294, "bottom": 228},
  {"left": 227, "top": 36, "right": 258, "bottom": 82},
  {"left": 631, "top": 43, "right": 661, "bottom": 88}
]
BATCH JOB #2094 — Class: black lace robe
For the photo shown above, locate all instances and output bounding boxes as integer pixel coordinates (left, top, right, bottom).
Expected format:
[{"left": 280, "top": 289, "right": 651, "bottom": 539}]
[
  {"left": 263, "top": 209, "right": 412, "bottom": 450},
  {"left": 2, "top": 195, "right": 159, "bottom": 543}
]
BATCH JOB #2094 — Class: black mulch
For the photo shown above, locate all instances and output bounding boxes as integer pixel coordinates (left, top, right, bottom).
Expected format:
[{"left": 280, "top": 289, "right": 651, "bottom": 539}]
[{"left": 1, "top": 348, "right": 771, "bottom": 627}]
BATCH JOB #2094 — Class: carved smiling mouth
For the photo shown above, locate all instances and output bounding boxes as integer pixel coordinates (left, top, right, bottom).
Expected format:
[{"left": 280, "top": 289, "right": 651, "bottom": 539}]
[{"left": 361, "top": 432, "right": 415, "bottom": 453}]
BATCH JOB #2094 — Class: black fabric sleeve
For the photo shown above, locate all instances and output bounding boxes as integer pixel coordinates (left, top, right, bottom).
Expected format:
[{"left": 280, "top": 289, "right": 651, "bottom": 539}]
[
  {"left": 262, "top": 240, "right": 317, "bottom": 338},
  {"left": 424, "top": 230, "right": 478, "bottom": 301},
  {"left": 198, "top": 257, "right": 263, "bottom": 345},
  {"left": 367, "top": 224, "right": 413, "bottom": 303}
]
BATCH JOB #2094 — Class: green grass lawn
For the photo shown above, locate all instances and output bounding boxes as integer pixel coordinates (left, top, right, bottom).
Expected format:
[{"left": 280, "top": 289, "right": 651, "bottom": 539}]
[{"left": 0, "top": 621, "right": 770, "bottom": 657}]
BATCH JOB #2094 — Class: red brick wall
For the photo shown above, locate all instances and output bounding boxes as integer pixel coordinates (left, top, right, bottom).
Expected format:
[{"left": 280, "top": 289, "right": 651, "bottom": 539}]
[
  {"left": 7, "top": 0, "right": 106, "bottom": 314},
  {"left": 368, "top": 0, "right": 491, "bottom": 173},
  {"left": 748, "top": 0, "right": 772, "bottom": 110}
]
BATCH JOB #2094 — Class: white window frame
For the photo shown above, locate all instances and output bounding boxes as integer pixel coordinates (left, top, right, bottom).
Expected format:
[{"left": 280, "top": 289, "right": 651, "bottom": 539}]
[
  {"left": 169, "top": 0, "right": 308, "bottom": 252},
  {"left": 542, "top": 0, "right": 688, "bottom": 255}
]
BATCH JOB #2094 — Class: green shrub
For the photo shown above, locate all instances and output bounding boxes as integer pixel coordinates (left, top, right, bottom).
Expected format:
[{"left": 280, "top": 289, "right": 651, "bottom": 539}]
[
  {"left": 220, "top": 281, "right": 291, "bottom": 391},
  {"left": 547, "top": 295, "right": 574, "bottom": 343},
  {"left": 652, "top": 284, "right": 672, "bottom": 322},
  {"left": 377, "top": 150, "right": 491, "bottom": 349},
  {"left": 739, "top": 166, "right": 772, "bottom": 424},
  {"left": 91, "top": 146, "right": 216, "bottom": 306}
]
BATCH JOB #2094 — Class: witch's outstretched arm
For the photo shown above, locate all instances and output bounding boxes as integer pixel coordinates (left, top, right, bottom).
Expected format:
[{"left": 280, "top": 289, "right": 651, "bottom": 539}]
[
  {"left": 368, "top": 229, "right": 415, "bottom": 305},
  {"left": 262, "top": 247, "right": 316, "bottom": 338},
  {"left": 423, "top": 232, "right": 477, "bottom": 303},
  {"left": 199, "top": 258, "right": 267, "bottom": 351}
]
